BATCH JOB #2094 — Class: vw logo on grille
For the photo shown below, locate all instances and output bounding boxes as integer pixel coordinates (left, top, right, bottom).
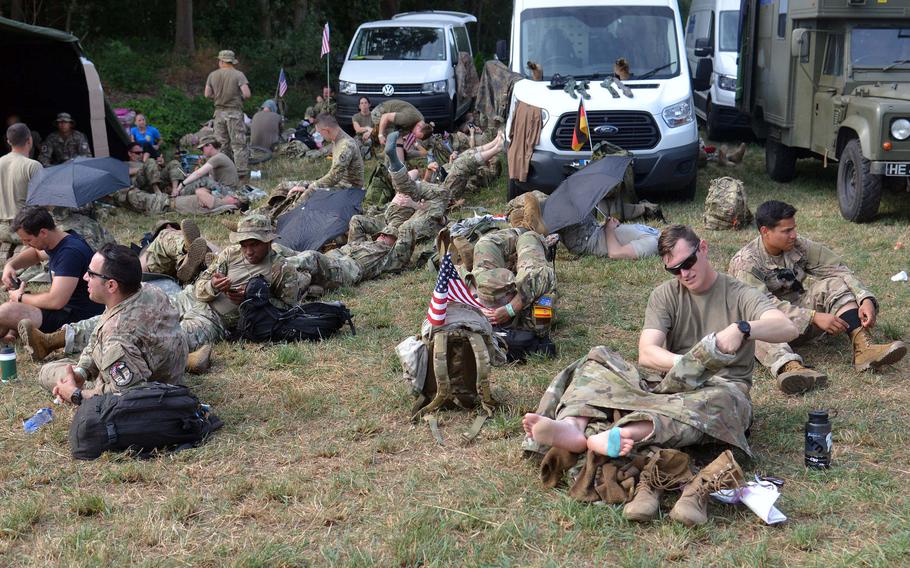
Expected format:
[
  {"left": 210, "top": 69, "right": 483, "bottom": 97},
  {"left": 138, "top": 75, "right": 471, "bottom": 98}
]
[
  {"left": 594, "top": 124, "right": 620, "bottom": 135},
  {"left": 381, "top": 84, "right": 395, "bottom": 96}
]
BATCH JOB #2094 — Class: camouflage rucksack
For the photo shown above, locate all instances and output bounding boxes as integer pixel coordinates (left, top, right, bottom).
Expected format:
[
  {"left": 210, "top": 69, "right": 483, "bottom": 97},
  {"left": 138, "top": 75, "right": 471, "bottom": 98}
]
[
  {"left": 396, "top": 303, "right": 507, "bottom": 444},
  {"left": 704, "top": 177, "right": 754, "bottom": 230},
  {"left": 435, "top": 215, "right": 505, "bottom": 271}
]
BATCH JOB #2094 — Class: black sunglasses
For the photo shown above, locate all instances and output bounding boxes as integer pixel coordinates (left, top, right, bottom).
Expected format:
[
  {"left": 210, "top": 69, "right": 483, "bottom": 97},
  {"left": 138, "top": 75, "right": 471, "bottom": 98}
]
[
  {"left": 86, "top": 269, "right": 114, "bottom": 281},
  {"left": 664, "top": 247, "right": 699, "bottom": 275}
]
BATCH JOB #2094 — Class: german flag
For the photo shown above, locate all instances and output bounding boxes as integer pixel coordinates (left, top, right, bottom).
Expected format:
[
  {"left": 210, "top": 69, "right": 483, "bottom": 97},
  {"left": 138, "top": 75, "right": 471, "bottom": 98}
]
[{"left": 571, "top": 97, "right": 589, "bottom": 151}]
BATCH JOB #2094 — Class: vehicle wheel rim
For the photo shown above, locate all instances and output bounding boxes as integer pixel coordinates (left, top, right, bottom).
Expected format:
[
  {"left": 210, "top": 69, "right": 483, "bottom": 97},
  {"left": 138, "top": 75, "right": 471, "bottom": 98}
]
[{"left": 845, "top": 161, "right": 856, "bottom": 202}]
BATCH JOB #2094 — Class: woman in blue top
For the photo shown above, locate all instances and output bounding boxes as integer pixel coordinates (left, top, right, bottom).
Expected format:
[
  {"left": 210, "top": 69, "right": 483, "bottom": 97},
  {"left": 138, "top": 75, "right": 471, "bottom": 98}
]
[{"left": 129, "top": 114, "right": 161, "bottom": 150}]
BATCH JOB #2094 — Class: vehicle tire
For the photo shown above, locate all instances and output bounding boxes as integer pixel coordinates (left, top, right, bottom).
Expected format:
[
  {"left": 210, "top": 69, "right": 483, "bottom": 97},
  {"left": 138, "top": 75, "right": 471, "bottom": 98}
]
[
  {"left": 765, "top": 139, "right": 797, "bottom": 182},
  {"left": 677, "top": 175, "right": 697, "bottom": 201},
  {"left": 507, "top": 179, "right": 525, "bottom": 200},
  {"left": 705, "top": 100, "right": 722, "bottom": 141},
  {"left": 248, "top": 145, "right": 273, "bottom": 165},
  {"left": 837, "top": 139, "right": 882, "bottom": 223}
]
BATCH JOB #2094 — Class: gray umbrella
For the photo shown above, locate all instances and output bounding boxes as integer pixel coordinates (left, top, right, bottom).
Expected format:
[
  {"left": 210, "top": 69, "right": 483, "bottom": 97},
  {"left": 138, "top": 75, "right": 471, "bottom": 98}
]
[
  {"left": 275, "top": 188, "right": 366, "bottom": 251},
  {"left": 27, "top": 157, "right": 130, "bottom": 208},
  {"left": 541, "top": 154, "right": 632, "bottom": 232}
]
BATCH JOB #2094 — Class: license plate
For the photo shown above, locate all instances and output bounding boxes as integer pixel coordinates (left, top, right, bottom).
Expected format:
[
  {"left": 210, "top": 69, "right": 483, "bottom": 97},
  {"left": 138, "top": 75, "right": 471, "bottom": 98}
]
[{"left": 885, "top": 162, "right": 909, "bottom": 176}]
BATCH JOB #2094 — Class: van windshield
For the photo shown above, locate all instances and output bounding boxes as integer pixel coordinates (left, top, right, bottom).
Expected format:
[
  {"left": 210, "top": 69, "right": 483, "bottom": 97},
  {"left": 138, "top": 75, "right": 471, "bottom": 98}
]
[
  {"left": 851, "top": 28, "right": 910, "bottom": 69},
  {"left": 520, "top": 6, "right": 680, "bottom": 80},
  {"left": 349, "top": 27, "right": 446, "bottom": 61},
  {"left": 719, "top": 11, "right": 740, "bottom": 52}
]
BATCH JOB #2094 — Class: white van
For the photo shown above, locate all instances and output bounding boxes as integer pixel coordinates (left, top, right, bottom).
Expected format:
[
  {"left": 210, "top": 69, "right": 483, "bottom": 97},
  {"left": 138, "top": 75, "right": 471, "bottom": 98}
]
[
  {"left": 503, "top": 0, "right": 699, "bottom": 198},
  {"left": 337, "top": 11, "right": 475, "bottom": 131},
  {"left": 685, "top": 0, "right": 749, "bottom": 138}
]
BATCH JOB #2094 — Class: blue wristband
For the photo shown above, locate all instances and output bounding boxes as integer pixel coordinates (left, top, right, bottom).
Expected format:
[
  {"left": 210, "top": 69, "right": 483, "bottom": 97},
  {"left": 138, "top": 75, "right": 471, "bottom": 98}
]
[{"left": 505, "top": 303, "right": 516, "bottom": 318}]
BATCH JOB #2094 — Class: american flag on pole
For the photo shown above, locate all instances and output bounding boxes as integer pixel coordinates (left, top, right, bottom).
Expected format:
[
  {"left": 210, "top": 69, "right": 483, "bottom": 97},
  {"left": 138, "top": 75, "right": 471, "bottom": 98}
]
[
  {"left": 320, "top": 23, "right": 331, "bottom": 58},
  {"left": 427, "top": 253, "right": 485, "bottom": 326},
  {"left": 277, "top": 68, "right": 288, "bottom": 97}
]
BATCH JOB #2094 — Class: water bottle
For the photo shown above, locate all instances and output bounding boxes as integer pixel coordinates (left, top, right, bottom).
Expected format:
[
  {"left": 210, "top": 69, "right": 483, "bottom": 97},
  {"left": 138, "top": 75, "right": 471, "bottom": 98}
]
[
  {"left": 313, "top": 131, "right": 324, "bottom": 149},
  {"left": 805, "top": 410, "right": 832, "bottom": 469},
  {"left": 23, "top": 408, "right": 54, "bottom": 433},
  {"left": 0, "top": 346, "right": 16, "bottom": 382}
]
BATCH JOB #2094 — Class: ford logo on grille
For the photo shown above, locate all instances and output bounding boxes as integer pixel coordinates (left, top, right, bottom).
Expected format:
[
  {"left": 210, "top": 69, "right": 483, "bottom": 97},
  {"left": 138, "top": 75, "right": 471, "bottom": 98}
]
[
  {"left": 594, "top": 124, "right": 620, "bottom": 135},
  {"left": 381, "top": 84, "right": 395, "bottom": 96}
]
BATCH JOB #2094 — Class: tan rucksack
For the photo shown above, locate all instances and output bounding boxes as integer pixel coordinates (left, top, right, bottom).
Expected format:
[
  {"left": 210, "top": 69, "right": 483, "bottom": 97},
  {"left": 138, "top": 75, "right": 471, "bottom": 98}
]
[{"left": 704, "top": 177, "right": 754, "bottom": 230}]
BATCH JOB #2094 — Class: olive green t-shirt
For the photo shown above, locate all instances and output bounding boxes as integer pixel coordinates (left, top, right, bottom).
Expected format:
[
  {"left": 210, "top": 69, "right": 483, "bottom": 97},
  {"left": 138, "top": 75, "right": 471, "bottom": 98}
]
[
  {"left": 377, "top": 100, "right": 423, "bottom": 133},
  {"left": 206, "top": 152, "right": 239, "bottom": 188},
  {"left": 205, "top": 68, "right": 249, "bottom": 111},
  {"left": 643, "top": 273, "right": 776, "bottom": 384},
  {"left": 352, "top": 112, "right": 373, "bottom": 129}
]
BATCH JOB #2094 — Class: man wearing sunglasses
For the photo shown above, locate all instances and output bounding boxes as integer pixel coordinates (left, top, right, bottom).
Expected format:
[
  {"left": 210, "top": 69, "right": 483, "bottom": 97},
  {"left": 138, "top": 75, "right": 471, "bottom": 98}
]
[
  {"left": 36, "top": 243, "right": 187, "bottom": 405},
  {"left": 0, "top": 206, "right": 103, "bottom": 342},
  {"left": 729, "top": 200, "right": 906, "bottom": 394}
]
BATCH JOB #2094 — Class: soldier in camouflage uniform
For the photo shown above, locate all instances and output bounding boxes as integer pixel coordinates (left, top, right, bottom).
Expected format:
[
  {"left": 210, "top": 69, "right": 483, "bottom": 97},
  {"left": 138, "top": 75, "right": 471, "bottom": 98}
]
[
  {"left": 522, "top": 225, "right": 797, "bottom": 524},
  {"left": 205, "top": 50, "right": 251, "bottom": 177},
  {"left": 266, "top": 114, "right": 365, "bottom": 222},
  {"left": 466, "top": 227, "right": 556, "bottom": 333},
  {"left": 728, "top": 201, "right": 907, "bottom": 394},
  {"left": 52, "top": 208, "right": 116, "bottom": 252},
  {"left": 305, "top": 87, "right": 337, "bottom": 122},
  {"left": 36, "top": 244, "right": 188, "bottom": 401},
  {"left": 38, "top": 113, "right": 92, "bottom": 166},
  {"left": 113, "top": 143, "right": 167, "bottom": 214},
  {"left": 140, "top": 219, "right": 213, "bottom": 284}
]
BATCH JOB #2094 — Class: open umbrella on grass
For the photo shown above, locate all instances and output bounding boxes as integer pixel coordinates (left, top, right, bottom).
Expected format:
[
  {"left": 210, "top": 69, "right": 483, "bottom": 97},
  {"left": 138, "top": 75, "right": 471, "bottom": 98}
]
[
  {"left": 276, "top": 188, "right": 366, "bottom": 251},
  {"left": 542, "top": 154, "right": 632, "bottom": 232},
  {"left": 27, "top": 157, "right": 130, "bottom": 208}
]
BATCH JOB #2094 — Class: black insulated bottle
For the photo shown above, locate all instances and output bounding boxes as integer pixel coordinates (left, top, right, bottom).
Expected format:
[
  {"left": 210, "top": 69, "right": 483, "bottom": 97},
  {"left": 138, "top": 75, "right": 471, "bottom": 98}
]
[{"left": 805, "top": 410, "right": 832, "bottom": 469}]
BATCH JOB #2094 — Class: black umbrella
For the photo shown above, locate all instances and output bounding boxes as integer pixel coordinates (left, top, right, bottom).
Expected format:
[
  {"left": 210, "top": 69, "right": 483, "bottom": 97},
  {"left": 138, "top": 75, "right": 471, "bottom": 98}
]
[
  {"left": 275, "top": 188, "right": 366, "bottom": 251},
  {"left": 541, "top": 154, "right": 632, "bottom": 232},
  {"left": 27, "top": 157, "right": 130, "bottom": 208}
]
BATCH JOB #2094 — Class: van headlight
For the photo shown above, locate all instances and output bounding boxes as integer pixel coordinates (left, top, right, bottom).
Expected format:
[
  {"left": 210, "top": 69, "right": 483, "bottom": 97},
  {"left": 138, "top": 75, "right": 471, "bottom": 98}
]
[
  {"left": 717, "top": 75, "right": 737, "bottom": 91},
  {"left": 540, "top": 109, "right": 549, "bottom": 127},
  {"left": 339, "top": 81, "right": 356, "bottom": 95},
  {"left": 662, "top": 99, "right": 694, "bottom": 128},
  {"left": 423, "top": 80, "right": 448, "bottom": 94},
  {"left": 891, "top": 118, "right": 910, "bottom": 140}
]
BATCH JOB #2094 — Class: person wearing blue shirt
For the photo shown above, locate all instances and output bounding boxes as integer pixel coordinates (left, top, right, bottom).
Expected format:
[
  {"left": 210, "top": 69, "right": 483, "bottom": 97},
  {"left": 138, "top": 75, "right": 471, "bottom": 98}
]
[
  {"left": 0, "top": 206, "right": 103, "bottom": 342},
  {"left": 129, "top": 114, "right": 161, "bottom": 150}
]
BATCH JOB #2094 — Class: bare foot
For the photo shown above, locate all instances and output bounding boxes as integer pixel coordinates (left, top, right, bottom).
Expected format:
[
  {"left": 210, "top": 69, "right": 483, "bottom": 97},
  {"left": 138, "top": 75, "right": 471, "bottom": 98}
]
[
  {"left": 522, "top": 413, "right": 588, "bottom": 453},
  {"left": 587, "top": 428, "right": 635, "bottom": 457}
]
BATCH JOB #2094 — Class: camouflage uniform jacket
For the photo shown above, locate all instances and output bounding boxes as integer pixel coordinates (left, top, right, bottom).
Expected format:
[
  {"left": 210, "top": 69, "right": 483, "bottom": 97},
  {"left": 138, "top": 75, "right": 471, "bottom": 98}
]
[
  {"left": 311, "top": 131, "right": 364, "bottom": 189},
  {"left": 195, "top": 244, "right": 303, "bottom": 329},
  {"left": 315, "top": 96, "right": 337, "bottom": 116},
  {"left": 728, "top": 236, "right": 875, "bottom": 334},
  {"left": 130, "top": 159, "right": 162, "bottom": 192},
  {"left": 38, "top": 130, "right": 92, "bottom": 166},
  {"left": 76, "top": 285, "right": 188, "bottom": 395}
]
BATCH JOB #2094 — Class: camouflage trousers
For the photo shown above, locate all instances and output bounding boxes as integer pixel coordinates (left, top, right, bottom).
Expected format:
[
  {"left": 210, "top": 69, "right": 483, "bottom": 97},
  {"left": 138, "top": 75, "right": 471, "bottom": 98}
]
[
  {"left": 213, "top": 109, "right": 249, "bottom": 174},
  {"left": 275, "top": 245, "right": 362, "bottom": 290},
  {"left": 347, "top": 202, "right": 416, "bottom": 243},
  {"left": 177, "top": 176, "right": 233, "bottom": 197},
  {"left": 472, "top": 229, "right": 554, "bottom": 311},
  {"left": 118, "top": 188, "right": 171, "bottom": 215},
  {"left": 529, "top": 337, "right": 753, "bottom": 456},
  {"left": 755, "top": 276, "right": 859, "bottom": 375},
  {"left": 264, "top": 181, "right": 311, "bottom": 222},
  {"left": 63, "top": 287, "right": 225, "bottom": 356},
  {"left": 160, "top": 159, "right": 187, "bottom": 186},
  {"left": 0, "top": 220, "right": 23, "bottom": 260},
  {"left": 442, "top": 149, "right": 482, "bottom": 199},
  {"left": 142, "top": 228, "right": 187, "bottom": 278}
]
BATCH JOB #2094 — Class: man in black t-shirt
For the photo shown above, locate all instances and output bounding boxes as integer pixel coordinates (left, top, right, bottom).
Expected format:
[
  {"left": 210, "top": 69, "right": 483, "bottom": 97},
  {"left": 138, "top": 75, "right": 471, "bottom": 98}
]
[{"left": 0, "top": 206, "right": 103, "bottom": 341}]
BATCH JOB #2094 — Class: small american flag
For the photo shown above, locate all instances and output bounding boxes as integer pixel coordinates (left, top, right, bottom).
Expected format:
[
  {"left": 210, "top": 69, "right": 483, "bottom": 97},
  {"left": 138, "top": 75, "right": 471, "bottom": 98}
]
[
  {"left": 320, "top": 23, "right": 330, "bottom": 58},
  {"left": 277, "top": 68, "right": 288, "bottom": 97},
  {"left": 427, "top": 253, "right": 485, "bottom": 326}
]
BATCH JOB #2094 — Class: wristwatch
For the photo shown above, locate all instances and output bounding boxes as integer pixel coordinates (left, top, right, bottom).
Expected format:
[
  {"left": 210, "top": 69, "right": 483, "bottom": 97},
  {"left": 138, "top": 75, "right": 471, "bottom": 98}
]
[
  {"left": 736, "top": 320, "right": 751, "bottom": 341},
  {"left": 71, "top": 388, "right": 83, "bottom": 406}
]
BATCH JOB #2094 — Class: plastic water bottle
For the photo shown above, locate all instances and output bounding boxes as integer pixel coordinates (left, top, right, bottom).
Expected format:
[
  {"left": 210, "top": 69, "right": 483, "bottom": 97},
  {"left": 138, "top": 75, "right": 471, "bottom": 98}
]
[
  {"left": 23, "top": 407, "right": 54, "bottom": 433},
  {"left": 0, "top": 346, "right": 17, "bottom": 382},
  {"left": 313, "top": 131, "right": 324, "bottom": 149},
  {"left": 805, "top": 410, "right": 832, "bottom": 469}
]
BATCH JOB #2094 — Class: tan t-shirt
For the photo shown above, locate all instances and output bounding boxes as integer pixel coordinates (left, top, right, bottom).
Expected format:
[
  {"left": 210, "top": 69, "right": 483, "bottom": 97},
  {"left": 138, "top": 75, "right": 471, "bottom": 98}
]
[
  {"left": 378, "top": 100, "right": 423, "bottom": 133},
  {"left": 250, "top": 110, "right": 283, "bottom": 148},
  {"left": 353, "top": 112, "right": 373, "bottom": 130},
  {"left": 644, "top": 273, "right": 776, "bottom": 384},
  {"left": 205, "top": 68, "right": 249, "bottom": 111},
  {"left": 0, "top": 151, "right": 41, "bottom": 221},
  {"left": 206, "top": 152, "right": 239, "bottom": 188}
]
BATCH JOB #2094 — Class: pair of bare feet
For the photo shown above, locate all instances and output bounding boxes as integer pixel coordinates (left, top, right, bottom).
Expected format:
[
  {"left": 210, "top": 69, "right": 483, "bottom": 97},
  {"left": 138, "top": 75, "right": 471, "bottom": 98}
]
[{"left": 522, "top": 413, "right": 653, "bottom": 456}]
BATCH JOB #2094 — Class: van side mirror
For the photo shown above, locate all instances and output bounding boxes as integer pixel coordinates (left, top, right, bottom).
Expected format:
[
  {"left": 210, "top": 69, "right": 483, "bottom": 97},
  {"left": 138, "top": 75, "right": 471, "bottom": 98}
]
[
  {"left": 692, "top": 58, "right": 713, "bottom": 91},
  {"left": 791, "top": 28, "right": 810, "bottom": 63},
  {"left": 496, "top": 39, "right": 509, "bottom": 63},
  {"left": 694, "top": 37, "right": 714, "bottom": 58}
]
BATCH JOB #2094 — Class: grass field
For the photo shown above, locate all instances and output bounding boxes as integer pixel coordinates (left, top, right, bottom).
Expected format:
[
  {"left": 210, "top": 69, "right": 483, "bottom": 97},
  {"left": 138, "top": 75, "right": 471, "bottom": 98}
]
[{"left": 2, "top": 139, "right": 910, "bottom": 567}]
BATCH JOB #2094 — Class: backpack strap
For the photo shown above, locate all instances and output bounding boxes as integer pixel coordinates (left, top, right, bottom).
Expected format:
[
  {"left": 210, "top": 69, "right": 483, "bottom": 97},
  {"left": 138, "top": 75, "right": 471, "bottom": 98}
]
[
  {"left": 462, "top": 332, "right": 495, "bottom": 443},
  {"left": 410, "top": 332, "right": 451, "bottom": 422}
]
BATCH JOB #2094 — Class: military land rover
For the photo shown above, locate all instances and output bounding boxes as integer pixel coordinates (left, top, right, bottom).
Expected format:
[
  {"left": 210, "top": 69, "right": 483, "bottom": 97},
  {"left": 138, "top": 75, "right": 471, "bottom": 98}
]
[{"left": 720, "top": 0, "right": 910, "bottom": 222}]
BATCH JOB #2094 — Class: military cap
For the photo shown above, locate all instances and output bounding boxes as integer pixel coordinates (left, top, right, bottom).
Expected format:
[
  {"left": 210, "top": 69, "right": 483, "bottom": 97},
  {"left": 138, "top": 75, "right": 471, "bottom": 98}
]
[
  {"left": 474, "top": 268, "right": 517, "bottom": 308},
  {"left": 230, "top": 214, "right": 277, "bottom": 243},
  {"left": 55, "top": 112, "right": 75, "bottom": 124},
  {"left": 217, "top": 50, "right": 239, "bottom": 64},
  {"left": 197, "top": 135, "right": 218, "bottom": 149}
]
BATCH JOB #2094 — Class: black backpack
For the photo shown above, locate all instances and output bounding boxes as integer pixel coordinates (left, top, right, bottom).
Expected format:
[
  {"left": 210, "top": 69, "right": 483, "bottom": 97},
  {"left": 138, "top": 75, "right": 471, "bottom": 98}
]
[
  {"left": 496, "top": 327, "right": 558, "bottom": 362},
  {"left": 237, "top": 275, "right": 355, "bottom": 342},
  {"left": 69, "top": 382, "right": 223, "bottom": 460}
]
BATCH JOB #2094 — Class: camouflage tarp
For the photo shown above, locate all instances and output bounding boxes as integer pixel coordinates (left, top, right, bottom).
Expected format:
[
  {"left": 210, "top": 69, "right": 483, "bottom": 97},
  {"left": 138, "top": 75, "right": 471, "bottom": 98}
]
[{"left": 475, "top": 60, "right": 524, "bottom": 131}]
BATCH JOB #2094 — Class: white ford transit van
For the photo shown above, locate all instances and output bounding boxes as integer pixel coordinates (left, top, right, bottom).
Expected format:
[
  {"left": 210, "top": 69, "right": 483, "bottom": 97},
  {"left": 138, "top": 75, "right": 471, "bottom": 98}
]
[
  {"left": 504, "top": 0, "right": 699, "bottom": 198},
  {"left": 337, "top": 11, "right": 475, "bottom": 131},
  {"left": 685, "top": 0, "right": 749, "bottom": 138}
]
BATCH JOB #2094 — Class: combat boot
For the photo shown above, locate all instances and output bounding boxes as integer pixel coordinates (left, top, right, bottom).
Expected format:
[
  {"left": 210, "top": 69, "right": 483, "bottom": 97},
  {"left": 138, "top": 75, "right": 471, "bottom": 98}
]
[
  {"left": 221, "top": 218, "right": 239, "bottom": 232},
  {"left": 18, "top": 320, "right": 64, "bottom": 362},
  {"left": 851, "top": 328, "right": 907, "bottom": 371},
  {"left": 180, "top": 219, "right": 200, "bottom": 250},
  {"left": 186, "top": 345, "right": 212, "bottom": 374},
  {"left": 669, "top": 449, "right": 744, "bottom": 527},
  {"left": 640, "top": 200, "right": 667, "bottom": 224},
  {"left": 176, "top": 237, "right": 209, "bottom": 283},
  {"left": 727, "top": 142, "right": 747, "bottom": 164},
  {"left": 523, "top": 193, "right": 549, "bottom": 235},
  {"left": 777, "top": 361, "right": 828, "bottom": 394},
  {"left": 624, "top": 448, "right": 693, "bottom": 522}
]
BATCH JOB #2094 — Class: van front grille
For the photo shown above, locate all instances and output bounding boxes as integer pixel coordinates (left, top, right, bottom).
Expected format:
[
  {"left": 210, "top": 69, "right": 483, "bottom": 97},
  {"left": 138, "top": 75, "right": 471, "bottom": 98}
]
[
  {"left": 356, "top": 83, "right": 424, "bottom": 95},
  {"left": 551, "top": 110, "right": 660, "bottom": 151}
]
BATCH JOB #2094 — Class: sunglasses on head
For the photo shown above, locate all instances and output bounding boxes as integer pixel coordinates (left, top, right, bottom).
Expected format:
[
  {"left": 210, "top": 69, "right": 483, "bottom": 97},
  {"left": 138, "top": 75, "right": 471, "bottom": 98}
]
[{"left": 664, "top": 247, "right": 699, "bottom": 275}]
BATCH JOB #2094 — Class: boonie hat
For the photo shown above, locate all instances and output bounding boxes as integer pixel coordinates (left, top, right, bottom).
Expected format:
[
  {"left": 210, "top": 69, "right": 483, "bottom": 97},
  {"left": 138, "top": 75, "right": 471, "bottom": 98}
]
[
  {"left": 473, "top": 268, "right": 517, "bottom": 308},
  {"left": 230, "top": 214, "right": 277, "bottom": 243},
  {"left": 218, "top": 50, "right": 238, "bottom": 64},
  {"left": 55, "top": 112, "right": 75, "bottom": 124},
  {"left": 197, "top": 135, "right": 217, "bottom": 149}
]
